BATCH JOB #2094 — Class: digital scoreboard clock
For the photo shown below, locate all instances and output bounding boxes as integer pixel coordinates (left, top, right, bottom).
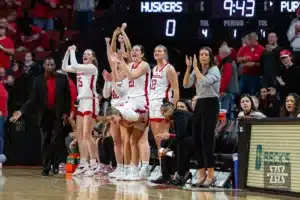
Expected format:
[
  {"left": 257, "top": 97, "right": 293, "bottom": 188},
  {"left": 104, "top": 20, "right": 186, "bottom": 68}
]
[{"left": 133, "top": 0, "right": 299, "bottom": 41}]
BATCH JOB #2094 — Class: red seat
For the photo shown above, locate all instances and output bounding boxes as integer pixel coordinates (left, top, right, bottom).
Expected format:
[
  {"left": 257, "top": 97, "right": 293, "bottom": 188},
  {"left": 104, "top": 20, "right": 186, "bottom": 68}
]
[
  {"left": 47, "top": 30, "right": 61, "bottom": 48},
  {"left": 35, "top": 51, "right": 52, "bottom": 61},
  {"left": 13, "top": 51, "right": 27, "bottom": 62},
  {"left": 63, "top": 29, "right": 79, "bottom": 41}
]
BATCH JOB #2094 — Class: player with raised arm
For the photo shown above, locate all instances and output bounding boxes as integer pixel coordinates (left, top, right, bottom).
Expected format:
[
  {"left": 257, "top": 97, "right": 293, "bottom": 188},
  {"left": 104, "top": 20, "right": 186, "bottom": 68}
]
[
  {"left": 102, "top": 37, "right": 128, "bottom": 178},
  {"left": 62, "top": 45, "right": 100, "bottom": 176}
]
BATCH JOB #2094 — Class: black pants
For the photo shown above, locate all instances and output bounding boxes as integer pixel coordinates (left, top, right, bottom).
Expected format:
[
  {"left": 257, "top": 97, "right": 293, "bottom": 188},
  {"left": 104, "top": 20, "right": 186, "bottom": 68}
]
[
  {"left": 177, "top": 137, "right": 193, "bottom": 176},
  {"left": 41, "top": 109, "right": 65, "bottom": 171},
  {"left": 161, "top": 155, "right": 176, "bottom": 179},
  {"left": 193, "top": 97, "right": 219, "bottom": 169},
  {"left": 98, "top": 136, "right": 117, "bottom": 167}
]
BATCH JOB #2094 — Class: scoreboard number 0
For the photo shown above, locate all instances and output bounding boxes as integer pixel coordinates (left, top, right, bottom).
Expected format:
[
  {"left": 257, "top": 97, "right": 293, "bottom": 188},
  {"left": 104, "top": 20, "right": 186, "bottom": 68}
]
[{"left": 165, "top": 19, "right": 176, "bottom": 37}]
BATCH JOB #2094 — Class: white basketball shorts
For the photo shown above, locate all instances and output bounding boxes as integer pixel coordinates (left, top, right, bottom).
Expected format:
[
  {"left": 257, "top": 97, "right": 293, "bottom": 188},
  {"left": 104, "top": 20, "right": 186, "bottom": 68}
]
[{"left": 77, "top": 98, "right": 100, "bottom": 119}]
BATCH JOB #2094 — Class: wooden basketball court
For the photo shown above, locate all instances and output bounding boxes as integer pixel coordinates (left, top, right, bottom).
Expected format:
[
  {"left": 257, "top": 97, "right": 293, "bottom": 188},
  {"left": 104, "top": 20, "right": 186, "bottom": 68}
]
[{"left": 0, "top": 168, "right": 298, "bottom": 200}]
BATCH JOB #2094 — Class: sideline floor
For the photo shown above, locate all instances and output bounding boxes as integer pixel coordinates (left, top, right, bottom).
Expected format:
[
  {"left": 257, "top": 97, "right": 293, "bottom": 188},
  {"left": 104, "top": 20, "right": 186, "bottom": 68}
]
[{"left": 0, "top": 168, "right": 298, "bottom": 200}]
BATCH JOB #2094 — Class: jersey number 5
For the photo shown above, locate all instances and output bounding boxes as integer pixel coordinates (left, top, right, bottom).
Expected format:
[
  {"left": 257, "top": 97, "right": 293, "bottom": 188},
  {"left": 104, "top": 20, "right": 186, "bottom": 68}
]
[
  {"left": 77, "top": 76, "right": 83, "bottom": 87},
  {"left": 150, "top": 79, "right": 157, "bottom": 90},
  {"left": 129, "top": 80, "right": 134, "bottom": 88}
]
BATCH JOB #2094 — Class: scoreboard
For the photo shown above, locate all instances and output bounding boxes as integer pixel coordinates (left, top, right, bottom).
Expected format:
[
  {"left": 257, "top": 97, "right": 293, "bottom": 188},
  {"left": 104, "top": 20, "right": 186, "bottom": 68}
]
[{"left": 126, "top": 0, "right": 300, "bottom": 42}]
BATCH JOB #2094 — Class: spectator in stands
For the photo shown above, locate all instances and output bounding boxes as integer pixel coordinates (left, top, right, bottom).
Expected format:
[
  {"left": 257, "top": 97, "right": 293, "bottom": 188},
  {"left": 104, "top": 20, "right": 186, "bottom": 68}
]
[
  {"left": 277, "top": 49, "right": 300, "bottom": 100},
  {"left": 21, "top": 52, "right": 43, "bottom": 77},
  {"left": 0, "top": 79, "right": 8, "bottom": 162},
  {"left": 219, "top": 44, "right": 239, "bottom": 122},
  {"left": 260, "top": 32, "right": 282, "bottom": 89},
  {"left": 6, "top": 11, "right": 17, "bottom": 39},
  {"left": 16, "top": 18, "right": 50, "bottom": 52},
  {"left": 237, "top": 32, "right": 264, "bottom": 95},
  {"left": 11, "top": 60, "right": 21, "bottom": 79},
  {"left": 4, "top": 0, "right": 23, "bottom": 18},
  {"left": 258, "top": 87, "right": 280, "bottom": 117},
  {"left": 287, "top": 8, "right": 300, "bottom": 66},
  {"left": 33, "top": 0, "right": 59, "bottom": 30},
  {"left": 74, "top": 0, "right": 95, "bottom": 37},
  {"left": 238, "top": 94, "right": 266, "bottom": 119},
  {"left": 283, "top": 93, "right": 300, "bottom": 118},
  {"left": 0, "top": 19, "right": 15, "bottom": 70}
]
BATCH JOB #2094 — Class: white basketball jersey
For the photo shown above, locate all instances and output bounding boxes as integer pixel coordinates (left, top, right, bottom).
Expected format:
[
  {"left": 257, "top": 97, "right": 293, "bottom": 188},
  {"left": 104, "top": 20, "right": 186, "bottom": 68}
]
[
  {"left": 150, "top": 63, "right": 173, "bottom": 100},
  {"left": 127, "top": 61, "right": 151, "bottom": 99},
  {"left": 111, "top": 78, "right": 128, "bottom": 107},
  {"left": 76, "top": 68, "right": 98, "bottom": 99}
]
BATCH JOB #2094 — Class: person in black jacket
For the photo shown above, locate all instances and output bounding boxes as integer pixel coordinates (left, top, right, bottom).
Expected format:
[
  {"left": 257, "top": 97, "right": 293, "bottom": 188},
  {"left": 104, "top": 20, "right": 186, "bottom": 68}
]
[
  {"left": 10, "top": 57, "right": 71, "bottom": 176},
  {"left": 152, "top": 99, "right": 193, "bottom": 186},
  {"left": 260, "top": 32, "right": 282, "bottom": 88}
]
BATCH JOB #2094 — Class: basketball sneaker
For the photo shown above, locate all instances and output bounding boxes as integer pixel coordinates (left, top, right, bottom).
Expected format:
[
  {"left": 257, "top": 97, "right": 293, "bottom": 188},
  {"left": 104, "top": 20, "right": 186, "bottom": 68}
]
[
  {"left": 72, "top": 164, "right": 89, "bottom": 176},
  {"left": 147, "top": 166, "right": 161, "bottom": 181},
  {"left": 139, "top": 164, "right": 150, "bottom": 180},
  {"left": 116, "top": 166, "right": 130, "bottom": 181},
  {"left": 109, "top": 165, "right": 123, "bottom": 178},
  {"left": 123, "top": 165, "right": 142, "bottom": 181}
]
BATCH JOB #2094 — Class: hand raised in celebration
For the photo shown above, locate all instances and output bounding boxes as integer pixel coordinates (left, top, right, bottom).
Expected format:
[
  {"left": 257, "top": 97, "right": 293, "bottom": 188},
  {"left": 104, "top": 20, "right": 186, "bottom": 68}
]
[
  {"left": 9, "top": 111, "right": 22, "bottom": 123},
  {"left": 185, "top": 55, "right": 192, "bottom": 68}
]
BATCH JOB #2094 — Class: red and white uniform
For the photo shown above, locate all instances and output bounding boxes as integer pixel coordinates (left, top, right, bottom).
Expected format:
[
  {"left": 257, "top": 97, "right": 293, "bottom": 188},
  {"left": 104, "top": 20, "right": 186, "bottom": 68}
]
[
  {"left": 62, "top": 50, "right": 99, "bottom": 119},
  {"left": 103, "top": 78, "right": 128, "bottom": 107},
  {"left": 116, "top": 61, "right": 151, "bottom": 131},
  {"left": 149, "top": 63, "right": 173, "bottom": 121}
]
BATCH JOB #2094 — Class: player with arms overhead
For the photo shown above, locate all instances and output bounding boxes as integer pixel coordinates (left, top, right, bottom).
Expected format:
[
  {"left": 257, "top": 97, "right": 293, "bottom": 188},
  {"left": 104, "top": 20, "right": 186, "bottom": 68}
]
[{"left": 62, "top": 45, "right": 100, "bottom": 176}]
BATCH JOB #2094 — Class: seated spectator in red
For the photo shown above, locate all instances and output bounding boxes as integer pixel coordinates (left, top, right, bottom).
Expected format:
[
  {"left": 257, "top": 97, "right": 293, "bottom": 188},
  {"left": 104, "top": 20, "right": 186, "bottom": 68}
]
[
  {"left": 33, "top": 0, "right": 59, "bottom": 30},
  {"left": 15, "top": 18, "right": 50, "bottom": 52},
  {"left": 0, "top": 20, "right": 15, "bottom": 70},
  {"left": 237, "top": 32, "right": 264, "bottom": 95},
  {"left": 276, "top": 49, "right": 300, "bottom": 99}
]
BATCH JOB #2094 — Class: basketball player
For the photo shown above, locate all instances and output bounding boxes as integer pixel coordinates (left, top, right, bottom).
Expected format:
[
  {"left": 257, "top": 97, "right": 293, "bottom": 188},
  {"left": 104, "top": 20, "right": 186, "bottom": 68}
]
[
  {"left": 103, "top": 37, "right": 128, "bottom": 178},
  {"left": 148, "top": 45, "right": 179, "bottom": 181},
  {"left": 62, "top": 45, "right": 100, "bottom": 176},
  {"left": 112, "top": 45, "right": 151, "bottom": 181}
]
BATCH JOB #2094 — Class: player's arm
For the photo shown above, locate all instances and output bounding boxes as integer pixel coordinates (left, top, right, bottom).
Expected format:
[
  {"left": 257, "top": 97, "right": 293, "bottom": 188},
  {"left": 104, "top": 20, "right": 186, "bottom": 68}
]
[
  {"left": 120, "top": 59, "right": 149, "bottom": 81},
  {"left": 111, "top": 27, "right": 121, "bottom": 52},
  {"left": 167, "top": 66, "right": 180, "bottom": 105},
  {"left": 103, "top": 82, "right": 112, "bottom": 99},
  {"left": 70, "top": 50, "right": 97, "bottom": 74},
  {"left": 121, "top": 26, "right": 132, "bottom": 63},
  {"left": 62, "top": 50, "right": 77, "bottom": 73}
]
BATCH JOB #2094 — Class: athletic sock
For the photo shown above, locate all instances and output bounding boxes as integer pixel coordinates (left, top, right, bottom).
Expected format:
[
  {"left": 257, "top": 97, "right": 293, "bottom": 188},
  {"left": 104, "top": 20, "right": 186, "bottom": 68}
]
[{"left": 90, "top": 159, "right": 97, "bottom": 167}]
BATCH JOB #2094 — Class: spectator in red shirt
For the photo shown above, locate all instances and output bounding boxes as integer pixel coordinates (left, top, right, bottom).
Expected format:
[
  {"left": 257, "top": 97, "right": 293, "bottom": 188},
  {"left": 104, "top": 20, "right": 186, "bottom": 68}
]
[
  {"left": 33, "top": 0, "right": 59, "bottom": 30},
  {"left": 0, "top": 20, "right": 15, "bottom": 70},
  {"left": 219, "top": 44, "right": 239, "bottom": 121},
  {"left": 237, "top": 32, "right": 264, "bottom": 95},
  {"left": 0, "top": 80, "right": 8, "bottom": 158},
  {"left": 16, "top": 18, "right": 50, "bottom": 52}
]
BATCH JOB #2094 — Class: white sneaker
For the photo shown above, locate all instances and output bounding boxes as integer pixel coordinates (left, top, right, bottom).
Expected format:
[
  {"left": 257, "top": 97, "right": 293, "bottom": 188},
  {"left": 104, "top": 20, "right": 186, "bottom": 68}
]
[
  {"left": 147, "top": 166, "right": 161, "bottom": 181},
  {"left": 72, "top": 164, "right": 89, "bottom": 176},
  {"left": 83, "top": 167, "right": 94, "bottom": 177},
  {"left": 109, "top": 165, "right": 123, "bottom": 178},
  {"left": 124, "top": 166, "right": 142, "bottom": 181},
  {"left": 116, "top": 167, "right": 129, "bottom": 181},
  {"left": 88, "top": 164, "right": 102, "bottom": 176},
  {"left": 139, "top": 165, "right": 150, "bottom": 180}
]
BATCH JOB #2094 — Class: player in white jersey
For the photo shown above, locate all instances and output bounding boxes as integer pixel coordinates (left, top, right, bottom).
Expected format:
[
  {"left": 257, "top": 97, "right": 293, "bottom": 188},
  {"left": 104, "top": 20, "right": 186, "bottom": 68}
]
[
  {"left": 110, "top": 44, "right": 150, "bottom": 181},
  {"left": 102, "top": 36, "right": 129, "bottom": 177},
  {"left": 62, "top": 45, "right": 100, "bottom": 176},
  {"left": 148, "top": 45, "right": 179, "bottom": 181}
]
